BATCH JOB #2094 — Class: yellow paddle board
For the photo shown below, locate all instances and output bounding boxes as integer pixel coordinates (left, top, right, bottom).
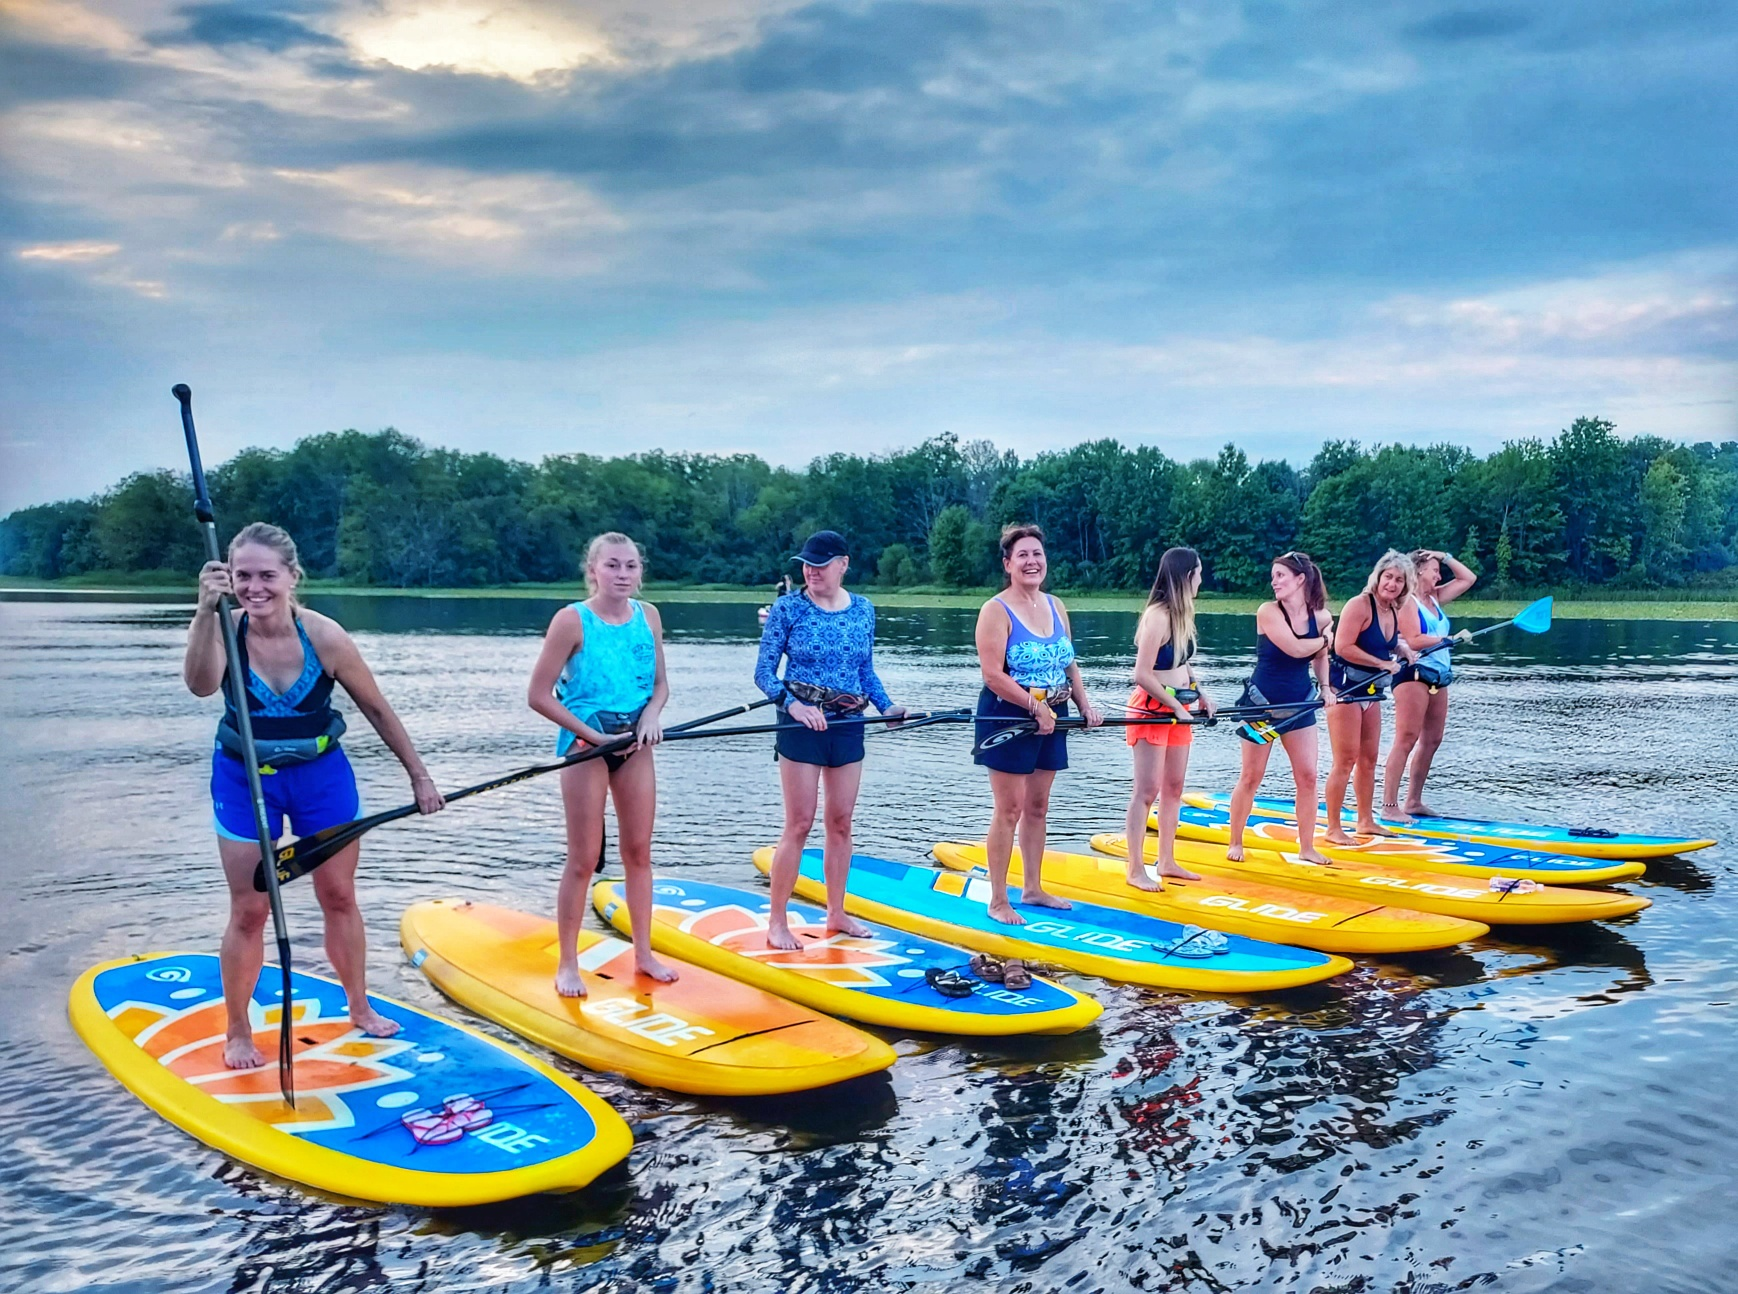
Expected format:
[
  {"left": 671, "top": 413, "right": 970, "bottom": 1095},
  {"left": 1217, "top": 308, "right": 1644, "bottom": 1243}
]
[
  {"left": 932, "top": 842, "right": 1488, "bottom": 954},
  {"left": 402, "top": 899, "right": 894, "bottom": 1096},
  {"left": 1094, "top": 834, "right": 1650, "bottom": 925},
  {"left": 593, "top": 877, "right": 1100, "bottom": 1035},
  {"left": 1169, "top": 795, "right": 1647, "bottom": 884},
  {"left": 70, "top": 951, "right": 631, "bottom": 1207}
]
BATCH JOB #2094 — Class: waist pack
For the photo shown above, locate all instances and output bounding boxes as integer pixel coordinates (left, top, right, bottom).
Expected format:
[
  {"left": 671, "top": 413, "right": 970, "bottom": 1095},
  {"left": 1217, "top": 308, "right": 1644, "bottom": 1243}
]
[
  {"left": 216, "top": 711, "right": 346, "bottom": 771},
  {"left": 1331, "top": 657, "right": 1391, "bottom": 699},
  {"left": 593, "top": 706, "right": 648, "bottom": 736},
  {"left": 1412, "top": 654, "right": 1454, "bottom": 690},
  {"left": 784, "top": 679, "right": 868, "bottom": 714}
]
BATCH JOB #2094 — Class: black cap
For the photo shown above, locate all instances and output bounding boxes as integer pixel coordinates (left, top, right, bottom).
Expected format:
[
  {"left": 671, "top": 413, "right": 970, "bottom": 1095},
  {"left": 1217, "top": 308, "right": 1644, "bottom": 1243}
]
[{"left": 794, "top": 530, "right": 849, "bottom": 566}]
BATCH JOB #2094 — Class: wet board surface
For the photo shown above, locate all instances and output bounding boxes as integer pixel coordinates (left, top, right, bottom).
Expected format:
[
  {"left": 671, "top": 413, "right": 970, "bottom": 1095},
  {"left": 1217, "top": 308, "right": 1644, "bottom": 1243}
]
[
  {"left": 1094, "top": 833, "right": 1651, "bottom": 926},
  {"left": 402, "top": 899, "right": 895, "bottom": 1096},
  {"left": 69, "top": 952, "right": 632, "bottom": 1207},
  {"left": 1196, "top": 791, "right": 1714, "bottom": 860},
  {"left": 595, "top": 876, "right": 1101, "bottom": 1035},
  {"left": 1169, "top": 797, "right": 1648, "bottom": 884},
  {"left": 932, "top": 842, "right": 1487, "bottom": 955},
  {"left": 753, "top": 847, "right": 1352, "bottom": 993}
]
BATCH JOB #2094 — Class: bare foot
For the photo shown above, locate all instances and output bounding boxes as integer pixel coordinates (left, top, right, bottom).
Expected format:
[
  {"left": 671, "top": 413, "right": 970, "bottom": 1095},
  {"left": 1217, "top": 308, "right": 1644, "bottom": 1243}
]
[
  {"left": 1404, "top": 801, "right": 1439, "bottom": 819},
  {"left": 554, "top": 962, "right": 588, "bottom": 998},
  {"left": 1226, "top": 844, "right": 1245, "bottom": 862},
  {"left": 1356, "top": 820, "right": 1396, "bottom": 838},
  {"left": 224, "top": 1033, "right": 266, "bottom": 1070},
  {"left": 1020, "top": 889, "right": 1072, "bottom": 911},
  {"left": 1379, "top": 805, "right": 1413, "bottom": 826},
  {"left": 1325, "top": 830, "right": 1357, "bottom": 846},
  {"left": 764, "top": 922, "right": 802, "bottom": 952},
  {"left": 1125, "top": 868, "right": 1162, "bottom": 893},
  {"left": 1155, "top": 862, "right": 1201, "bottom": 881},
  {"left": 350, "top": 1004, "right": 402, "bottom": 1038},
  {"left": 987, "top": 900, "right": 1027, "bottom": 926},
  {"left": 636, "top": 953, "right": 680, "bottom": 983},
  {"left": 1297, "top": 848, "right": 1330, "bottom": 865},
  {"left": 826, "top": 913, "right": 874, "bottom": 939}
]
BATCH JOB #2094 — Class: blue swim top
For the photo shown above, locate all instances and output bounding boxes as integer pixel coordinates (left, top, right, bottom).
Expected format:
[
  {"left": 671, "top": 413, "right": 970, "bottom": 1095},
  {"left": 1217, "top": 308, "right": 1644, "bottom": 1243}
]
[
  {"left": 220, "top": 614, "right": 338, "bottom": 743},
  {"left": 553, "top": 601, "right": 656, "bottom": 755},
  {"left": 997, "top": 594, "right": 1076, "bottom": 692},
  {"left": 1415, "top": 595, "right": 1452, "bottom": 668}
]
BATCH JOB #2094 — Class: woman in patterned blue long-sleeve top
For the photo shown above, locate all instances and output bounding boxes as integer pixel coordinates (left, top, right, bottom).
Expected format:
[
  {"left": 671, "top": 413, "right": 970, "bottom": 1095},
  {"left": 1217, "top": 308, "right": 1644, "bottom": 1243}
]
[{"left": 756, "top": 530, "right": 906, "bottom": 950}]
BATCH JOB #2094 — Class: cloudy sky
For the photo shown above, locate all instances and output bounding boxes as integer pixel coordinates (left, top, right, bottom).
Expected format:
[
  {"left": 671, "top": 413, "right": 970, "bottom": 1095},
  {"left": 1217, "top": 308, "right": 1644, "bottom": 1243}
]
[{"left": 2, "top": 0, "right": 1734, "bottom": 511}]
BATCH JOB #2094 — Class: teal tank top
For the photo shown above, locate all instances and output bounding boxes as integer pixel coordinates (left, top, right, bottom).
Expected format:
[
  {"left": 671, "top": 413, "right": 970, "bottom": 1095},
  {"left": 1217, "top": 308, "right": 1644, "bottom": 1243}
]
[{"left": 553, "top": 601, "right": 656, "bottom": 755}]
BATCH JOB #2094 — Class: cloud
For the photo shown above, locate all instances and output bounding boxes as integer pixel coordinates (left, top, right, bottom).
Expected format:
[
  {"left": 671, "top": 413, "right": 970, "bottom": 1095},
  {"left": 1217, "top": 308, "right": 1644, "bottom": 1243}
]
[{"left": 17, "top": 239, "right": 121, "bottom": 260}]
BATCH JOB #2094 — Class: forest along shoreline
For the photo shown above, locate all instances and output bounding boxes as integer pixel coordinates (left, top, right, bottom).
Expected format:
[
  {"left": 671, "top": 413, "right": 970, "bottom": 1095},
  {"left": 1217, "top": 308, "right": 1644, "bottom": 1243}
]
[{"left": 1, "top": 578, "right": 1733, "bottom": 621}]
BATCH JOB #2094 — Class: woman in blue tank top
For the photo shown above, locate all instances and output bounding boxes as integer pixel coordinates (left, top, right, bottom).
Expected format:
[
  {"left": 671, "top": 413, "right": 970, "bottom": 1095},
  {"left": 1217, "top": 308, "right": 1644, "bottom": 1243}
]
[
  {"left": 527, "top": 532, "right": 675, "bottom": 996},
  {"left": 974, "top": 524, "right": 1103, "bottom": 933},
  {"left": 1384, "top": 548, "right": 1477, "bottom": 820},
  {"left": 184, "top": 523, "right": 444, "bottom": 1071},
  {"left": 1324, "top": 550, "right": 1416, "bottom": 844},
  {"left": 1226, "top": 552, "right": 1334, "bottom": 864}
]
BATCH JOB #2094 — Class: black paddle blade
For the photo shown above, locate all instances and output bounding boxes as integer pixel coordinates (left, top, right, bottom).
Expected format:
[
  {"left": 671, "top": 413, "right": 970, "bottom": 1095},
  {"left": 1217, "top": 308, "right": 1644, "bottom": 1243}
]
[
  {"left": 252, "top": 818, "right": 372, "bottom": 891},
  {"left": 275, "top": 947, "right": 297, "bottom": 1108}
]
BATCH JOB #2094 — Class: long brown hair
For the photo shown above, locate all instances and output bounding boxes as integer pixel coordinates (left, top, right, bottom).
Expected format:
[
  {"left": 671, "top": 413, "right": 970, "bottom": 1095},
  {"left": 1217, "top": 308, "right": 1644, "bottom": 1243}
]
[
  {"left": 1274, "top": 550, "right": 1326, "bottom": 612},
  {"left": 998, "top": 523, "right": 1045, "bottom": 589},
  {"left": 1144, "top": 546, "right": 1200, "bottom": 662}
]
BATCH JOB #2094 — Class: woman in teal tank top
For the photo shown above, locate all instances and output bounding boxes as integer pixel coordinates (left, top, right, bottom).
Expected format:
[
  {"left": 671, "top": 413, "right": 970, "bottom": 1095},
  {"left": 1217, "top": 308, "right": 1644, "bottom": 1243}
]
[
  {"left": 527, "top": 532, "right": 675, "bottom": 995},
  {"left": 1384, "top": 548, "right": 1477, "bottom": 820}
]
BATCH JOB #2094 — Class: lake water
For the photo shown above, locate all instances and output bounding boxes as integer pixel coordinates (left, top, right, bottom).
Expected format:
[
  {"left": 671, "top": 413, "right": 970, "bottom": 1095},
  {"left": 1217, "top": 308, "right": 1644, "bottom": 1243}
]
[{"left": 2, "top": 593, "right": 1734, "bottom": 1293}]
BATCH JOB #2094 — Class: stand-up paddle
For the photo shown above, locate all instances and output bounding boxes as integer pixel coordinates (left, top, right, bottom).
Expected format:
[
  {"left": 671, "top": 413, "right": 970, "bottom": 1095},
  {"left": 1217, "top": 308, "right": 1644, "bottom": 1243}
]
[
  {"left": 173, "top": 383, "right": 296, "bottom": 1108},
  {"left": 1463, "top": 595, "right": 1553, "bottom": 639}
]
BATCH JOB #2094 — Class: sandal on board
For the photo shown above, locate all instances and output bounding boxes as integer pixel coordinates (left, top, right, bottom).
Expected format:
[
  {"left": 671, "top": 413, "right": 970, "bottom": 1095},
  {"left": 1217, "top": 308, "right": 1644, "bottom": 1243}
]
[
  {"left": 969, "top": 953, "right": 1006, "bottom": 983},
  {"left": 1000, "top": 959, "right": 1032, "bottom": 991},
  {"left": 925, "top": 967, "right": 978, "bottom": 998}
]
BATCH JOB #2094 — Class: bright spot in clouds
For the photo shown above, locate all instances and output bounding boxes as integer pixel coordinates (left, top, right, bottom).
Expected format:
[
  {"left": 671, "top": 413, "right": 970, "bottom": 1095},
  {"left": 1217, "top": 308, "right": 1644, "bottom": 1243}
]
[{"left": 17, "top": 240, "right": 122, "bottom": 262}]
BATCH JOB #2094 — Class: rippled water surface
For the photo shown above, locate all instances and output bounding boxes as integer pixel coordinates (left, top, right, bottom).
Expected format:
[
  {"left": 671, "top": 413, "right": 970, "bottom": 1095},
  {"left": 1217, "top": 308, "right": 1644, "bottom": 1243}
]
[{"left": 2, "top": 594, "right": 1735, "bottom": 1293}]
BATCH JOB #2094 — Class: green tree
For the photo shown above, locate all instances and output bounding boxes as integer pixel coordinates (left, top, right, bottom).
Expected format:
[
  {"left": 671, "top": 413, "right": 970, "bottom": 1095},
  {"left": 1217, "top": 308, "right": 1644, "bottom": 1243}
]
[
  {"left": 927, "top": 505, "right": 977, "bottom": 587},
  {"left": 1639, "top": 455, "right": 1689, "bottom": 580}
]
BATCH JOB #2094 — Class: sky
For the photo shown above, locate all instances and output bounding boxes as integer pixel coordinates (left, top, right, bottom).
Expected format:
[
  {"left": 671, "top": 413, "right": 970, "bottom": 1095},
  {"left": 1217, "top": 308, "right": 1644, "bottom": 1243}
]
[{"left": 2, "top": 0, "right": 1735, "bottom": 512}]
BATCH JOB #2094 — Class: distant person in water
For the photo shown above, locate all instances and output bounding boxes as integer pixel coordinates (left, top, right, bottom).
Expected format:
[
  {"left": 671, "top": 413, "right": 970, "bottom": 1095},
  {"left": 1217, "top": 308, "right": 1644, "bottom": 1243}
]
[
  {"left": 1122, "top": 546, "right": 1216, "bottom": 891},
  {"left": 527, "top": 532, "right": 676, "bottom": 996},
  {"left": 974, "top": 524, "right": 1104, "bottom": 926},
  {"left": 1384, "top": 549, "right": 1477, "bottom": 820},
  {"left": 756, "top": 530, "right": 906, "bottom": 951},
  {"left": 184, "top": 522, "right": 445, "bottom": 1071},
  {"left": 1324, "top": 550, "right": 1416, "bottom": 843},
  {"left": 1225, "top": 552, "right": 1333, "bottom": 865}
]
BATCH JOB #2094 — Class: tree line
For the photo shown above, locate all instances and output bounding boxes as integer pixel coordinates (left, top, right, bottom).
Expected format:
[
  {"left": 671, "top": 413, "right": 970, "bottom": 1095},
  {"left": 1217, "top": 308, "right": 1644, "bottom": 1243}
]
[{"left": 5, "top": 419, "right": 1737, "bottom": 596}]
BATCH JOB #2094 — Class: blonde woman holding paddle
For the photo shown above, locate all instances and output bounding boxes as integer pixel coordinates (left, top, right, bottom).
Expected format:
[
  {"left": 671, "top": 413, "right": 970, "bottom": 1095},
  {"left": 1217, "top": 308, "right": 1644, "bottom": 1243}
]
[
  {"left": 1324, "top": 550, "right": 1416, "bottom": 844},
  {"left": 1384, "top": 549, "right": 1477, "bottom": 820},
  {"left": 185, "top": 523, "right": 444, "bottom": 1070},
  {"left": 1121, "top": 546, "right": 1216, "bottom": 892},
  {"left": 528, "top": 532, "right": 676, "bottom": 996}
]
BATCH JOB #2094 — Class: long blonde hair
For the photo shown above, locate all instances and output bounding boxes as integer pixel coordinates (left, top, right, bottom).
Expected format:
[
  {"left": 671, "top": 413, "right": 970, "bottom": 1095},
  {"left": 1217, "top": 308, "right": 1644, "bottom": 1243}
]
[
  {"left": 1144, "top": 546, "right": 1199, "bottom": 663},
  {"left": 1363, "top": 549, "right": 1417, "bottom": 603},
  {"left": 583, "top": 532, "right": 645, "bottom": 594}
]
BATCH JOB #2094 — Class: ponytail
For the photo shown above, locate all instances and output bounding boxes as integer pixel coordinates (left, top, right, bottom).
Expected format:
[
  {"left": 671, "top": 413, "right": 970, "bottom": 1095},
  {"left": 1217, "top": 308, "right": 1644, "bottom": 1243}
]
[{"left": 1274, "top": 550, "right": 1326, "bottom": 612}]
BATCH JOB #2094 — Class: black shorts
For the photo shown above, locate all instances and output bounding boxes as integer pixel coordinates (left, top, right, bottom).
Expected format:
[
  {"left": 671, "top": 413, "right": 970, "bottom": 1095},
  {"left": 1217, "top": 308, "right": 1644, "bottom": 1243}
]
[
  {"left": 775, "top": 708, "right": 866, "bottom": 768},
  {"left": 1235, "top": 681, "right": 1318, "bottom": 745},
  {"left": 974, "top": 688, "right": 1069, "bottom": 775}
]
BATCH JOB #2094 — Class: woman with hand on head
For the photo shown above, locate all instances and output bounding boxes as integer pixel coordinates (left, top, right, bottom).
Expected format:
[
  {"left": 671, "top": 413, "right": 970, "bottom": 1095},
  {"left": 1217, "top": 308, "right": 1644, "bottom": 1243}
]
[
  {"left": 1384, "top": 549, "right": 1478, "bottom": 821},
  {"left": 184, "top": 523, "right": 444, "bottom": 1071},
  {"left": 1324, "top": 550, "right": 1416, "bottom": 844},
  {"left": 1121, "top": 546, "right": 1216, "bottom": 892},
  {"left": 1225, "top": 551, "right": 1333, "bottom": 865},
  {"left": 527, "top": 532, "right": 676, "bottom": 996},
  {"left": 975, "top": 524, "right": 1104, "bottom": 927},
  {"left": 757, "top": 531, "right": 905, "bottom": 952}
]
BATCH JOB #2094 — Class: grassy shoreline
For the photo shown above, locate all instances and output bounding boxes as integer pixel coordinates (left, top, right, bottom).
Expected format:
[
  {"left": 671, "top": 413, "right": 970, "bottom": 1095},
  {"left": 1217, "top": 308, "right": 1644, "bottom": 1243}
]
[{"left": 2, "top": 575, "right": 1733, "bottom": 620}]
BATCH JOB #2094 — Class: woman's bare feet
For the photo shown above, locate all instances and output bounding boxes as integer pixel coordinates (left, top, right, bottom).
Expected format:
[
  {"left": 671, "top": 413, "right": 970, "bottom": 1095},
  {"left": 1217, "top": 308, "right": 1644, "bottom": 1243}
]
[
  {"left": 1226, "top": 844, "right": 1245, "bottom": 862},
  {"left": 1297, "top": 848, "right": 1329, "bottom": 864},
  {"left": 1356, "top": 820, "right": 1398, "bottom": 838},
  {"left": 1378, "top": 804, "right": 1413, "bottom": 826},
  {"left": 1325, "top": 829, "right": 1357, "bottom": 846},
  {"left": 987, "top": 899, "right": 1027, "bottom": 926},
  {"left": 1155, "top": 861, "right": 1201, "bottom": 881},
  {"left": 554, "top": 962, "right": 588, "bottom": 998},
  {"left": 636, "top": 953, "right": 680, "bottom": 983},
  {"left": 827, "top": 912, "right": 874, "bottom": 940},
  {"left": 1125, "top": 867, "right": 1162, "bottom": 893},
  {"left": 1403, "top": 801, "right": 1439, "bottom": 819},
  {"left": 223, "top": 1033, "right": 266, "bottom": 1070},
  {"left": 1020, "top": 888, "right": 1071, "bottom": 911},
  {"left": 764, "top": 921, "right": 802, "bottom": 952},
  {"left": 350, "top": 1004, "right": 402, "bottom": 1038}
]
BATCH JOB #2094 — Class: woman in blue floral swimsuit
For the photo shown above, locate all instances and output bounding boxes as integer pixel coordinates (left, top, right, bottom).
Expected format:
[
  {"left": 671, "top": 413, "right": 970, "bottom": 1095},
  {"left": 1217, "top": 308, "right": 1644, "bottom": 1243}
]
[
  {"left": 974, "top": 524, "right": 1103, "bottom": 927},
  {"left": 755, "top": 531, "right": 906, "bottom": 951}
]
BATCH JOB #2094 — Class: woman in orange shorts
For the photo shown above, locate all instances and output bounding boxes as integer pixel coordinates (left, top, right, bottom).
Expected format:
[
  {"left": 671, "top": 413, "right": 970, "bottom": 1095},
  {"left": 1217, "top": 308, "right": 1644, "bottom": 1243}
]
[{"left": 1121, "top": 547, "right": 1216, "bottom": 892}]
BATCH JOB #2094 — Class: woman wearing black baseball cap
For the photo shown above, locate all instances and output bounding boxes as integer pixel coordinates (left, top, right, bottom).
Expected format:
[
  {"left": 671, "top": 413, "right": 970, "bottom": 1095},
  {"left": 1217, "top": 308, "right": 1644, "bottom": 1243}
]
[{"left": 754, "top": 530, "right": 905, "bottom": 950}]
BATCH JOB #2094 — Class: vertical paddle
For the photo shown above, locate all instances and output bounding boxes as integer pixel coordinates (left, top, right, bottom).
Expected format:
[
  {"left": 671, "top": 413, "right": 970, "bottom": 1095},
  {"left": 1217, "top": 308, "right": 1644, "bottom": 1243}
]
[{"left": 173, "top": 383, "right": 296, "bottom": 1109}]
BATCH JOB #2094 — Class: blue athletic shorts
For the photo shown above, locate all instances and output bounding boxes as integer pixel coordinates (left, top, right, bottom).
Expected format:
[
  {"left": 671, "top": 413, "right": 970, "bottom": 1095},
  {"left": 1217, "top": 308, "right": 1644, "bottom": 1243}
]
[
  {"left": 974, "top": 688, "right": 1069, "bottom": 775},
  {"left": 774, "top": 708, "right": 866, "bottom": 768},
  {"left": 211, "top": 745, "right": 361, "bottom": 843}
]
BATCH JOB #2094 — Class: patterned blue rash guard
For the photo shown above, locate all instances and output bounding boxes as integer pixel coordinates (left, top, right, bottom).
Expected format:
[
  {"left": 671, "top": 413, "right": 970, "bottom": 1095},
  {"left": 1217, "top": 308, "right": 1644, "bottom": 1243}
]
[{"left": 755, "top": 591, "right": 893, "bottom": 711}]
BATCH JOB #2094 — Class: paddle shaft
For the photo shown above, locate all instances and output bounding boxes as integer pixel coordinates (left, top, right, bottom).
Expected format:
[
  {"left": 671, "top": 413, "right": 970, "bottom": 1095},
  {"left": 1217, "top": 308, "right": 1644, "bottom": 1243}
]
[
  {"left": 176, "top": 384, "right": 297, "bottom": 1108},
  {"left": 255, "top": 697, "right": 775, "bottom": 888}
]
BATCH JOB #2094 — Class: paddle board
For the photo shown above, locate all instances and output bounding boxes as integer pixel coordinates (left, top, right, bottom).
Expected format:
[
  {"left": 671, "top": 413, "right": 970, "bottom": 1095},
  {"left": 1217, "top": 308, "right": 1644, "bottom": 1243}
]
[
  {"left": 69, "top": 952, "right": 632, "bottom": 1207},
  {"left": 1093, "top": 833, "right": 1650, "bottom": 925},
  {"left": 1165, "top": 798, "right": 1647, "bottom": 884},
  {"left": 752, "top": 847, "right": 1352, "bottom": 992},
  {"left": 593, "top": 877, "right": 1100, "bottom": 1035},
  {"left": 402, "top": 899, "right": 894, "bottom": 1096},
  {"left": 1190, "top": 791, "right": 1713, "bottom": 860},
  {"left": 932, "top": 842, "right": 1487, "bottom": 953}
]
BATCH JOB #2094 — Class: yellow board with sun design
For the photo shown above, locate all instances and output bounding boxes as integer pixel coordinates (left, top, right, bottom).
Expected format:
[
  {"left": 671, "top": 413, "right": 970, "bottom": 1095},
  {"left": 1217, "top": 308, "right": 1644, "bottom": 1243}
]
[
  {"left": 69, "top": 952, "right": 633, "bottom": 1206},
  {"left": 593, "top": 877, "right": 1100, "bottom": 1035}
]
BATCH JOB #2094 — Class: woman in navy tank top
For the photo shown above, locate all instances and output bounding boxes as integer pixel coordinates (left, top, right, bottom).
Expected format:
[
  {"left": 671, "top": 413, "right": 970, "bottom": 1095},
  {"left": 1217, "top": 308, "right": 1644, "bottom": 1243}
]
[
  {"left": 1226, "top": 552, "right": 1333, "bottom": 865},
  {"left": 1324, "top": 550, "right": 1416, "bottom": 844}
]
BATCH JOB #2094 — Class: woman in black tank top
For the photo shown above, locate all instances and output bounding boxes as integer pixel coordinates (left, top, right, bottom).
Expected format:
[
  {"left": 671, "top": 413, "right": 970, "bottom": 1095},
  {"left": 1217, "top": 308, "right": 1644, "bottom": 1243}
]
[{"left": 1324, "top": 552, "right": 1416, "bottom": 844}]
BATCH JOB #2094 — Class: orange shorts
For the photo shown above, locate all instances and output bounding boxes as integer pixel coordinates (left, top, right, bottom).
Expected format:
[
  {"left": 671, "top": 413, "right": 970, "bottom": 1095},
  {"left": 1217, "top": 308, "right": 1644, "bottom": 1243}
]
[{"left": 1126, "top": 688, "right": 1194, "bottom": 747}]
